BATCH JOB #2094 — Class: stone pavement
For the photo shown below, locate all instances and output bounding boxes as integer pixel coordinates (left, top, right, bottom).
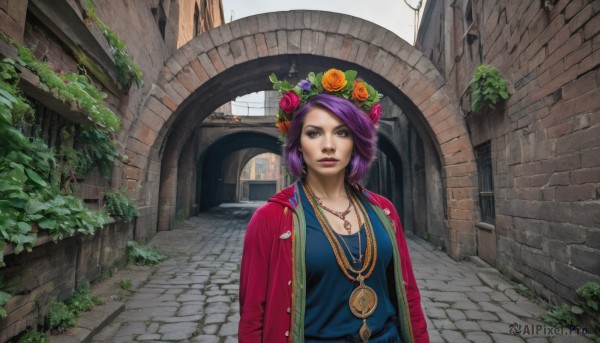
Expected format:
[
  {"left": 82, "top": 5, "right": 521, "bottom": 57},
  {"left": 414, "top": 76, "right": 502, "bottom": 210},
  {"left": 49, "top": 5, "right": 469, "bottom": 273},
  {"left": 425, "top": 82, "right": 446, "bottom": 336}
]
[{"left": 87, "top": 205, "right": 593, "bottom": 343}]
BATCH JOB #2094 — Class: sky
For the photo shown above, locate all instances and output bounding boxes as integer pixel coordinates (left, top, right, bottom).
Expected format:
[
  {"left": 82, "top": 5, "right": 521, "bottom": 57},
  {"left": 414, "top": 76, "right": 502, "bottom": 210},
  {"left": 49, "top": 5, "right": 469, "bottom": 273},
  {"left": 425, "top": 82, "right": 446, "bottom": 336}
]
[{"left": 222, "top": 0, "right": 427, "bottom": 116}]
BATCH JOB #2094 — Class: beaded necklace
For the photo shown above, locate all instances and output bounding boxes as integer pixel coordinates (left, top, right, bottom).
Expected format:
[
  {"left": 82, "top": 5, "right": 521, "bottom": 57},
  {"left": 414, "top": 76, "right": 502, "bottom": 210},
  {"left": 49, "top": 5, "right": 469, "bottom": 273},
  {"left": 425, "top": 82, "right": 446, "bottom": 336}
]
[{"left": 303, "top": 181, "right": 378, "bottom": 342}]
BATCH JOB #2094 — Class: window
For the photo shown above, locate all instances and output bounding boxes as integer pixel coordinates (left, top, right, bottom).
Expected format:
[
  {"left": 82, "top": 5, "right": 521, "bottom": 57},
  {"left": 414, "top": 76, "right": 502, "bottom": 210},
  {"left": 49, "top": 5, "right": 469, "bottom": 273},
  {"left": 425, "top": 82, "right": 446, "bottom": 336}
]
[
  {"left": 241, "top": 163, "right": 251, "bottom": 179},
  {"left": 152, "top": 0, "right": 167, "bottom": 39},
  {"left": 193, "top": 4, "right": 200, "bottom": 37},
  {"left": 255, "top": 158, "right": 268, "bottom": 180},
  {"left": 475, "top": 142, "right": 495, "bottom": 224}
]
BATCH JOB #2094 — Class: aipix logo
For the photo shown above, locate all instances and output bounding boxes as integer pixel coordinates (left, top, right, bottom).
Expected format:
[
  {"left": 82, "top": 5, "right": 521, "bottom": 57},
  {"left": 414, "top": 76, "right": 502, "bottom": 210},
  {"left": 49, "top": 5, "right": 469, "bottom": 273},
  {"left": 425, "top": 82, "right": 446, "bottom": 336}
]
[
  {"left": 509, "top": 322, "right": 522, "bottom": 335},
  {"left": 508, "top": 322, "right": 590, "bottom": 337}
]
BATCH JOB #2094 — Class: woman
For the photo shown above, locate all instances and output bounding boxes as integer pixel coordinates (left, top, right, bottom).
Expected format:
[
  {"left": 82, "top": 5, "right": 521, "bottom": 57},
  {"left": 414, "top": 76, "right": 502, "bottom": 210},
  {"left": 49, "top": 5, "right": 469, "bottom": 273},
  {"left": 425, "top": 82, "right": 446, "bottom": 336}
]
[{"left": 239, "top": 69, "right": 429, "bottom": 343}]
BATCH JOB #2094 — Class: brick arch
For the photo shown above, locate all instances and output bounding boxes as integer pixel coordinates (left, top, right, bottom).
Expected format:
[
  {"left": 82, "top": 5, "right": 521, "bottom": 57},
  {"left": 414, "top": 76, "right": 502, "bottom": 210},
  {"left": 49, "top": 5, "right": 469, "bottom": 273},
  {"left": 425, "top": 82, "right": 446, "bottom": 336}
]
[{"left": 128, "top": 10, "right": 477, "bottom": 259}]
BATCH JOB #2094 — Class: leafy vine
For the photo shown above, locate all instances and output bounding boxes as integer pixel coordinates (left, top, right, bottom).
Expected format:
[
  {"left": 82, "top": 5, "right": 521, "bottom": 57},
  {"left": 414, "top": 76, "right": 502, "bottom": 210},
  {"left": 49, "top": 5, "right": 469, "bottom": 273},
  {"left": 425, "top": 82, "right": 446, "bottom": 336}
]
[{"left": 82, "top": 0, "right": 144, "bottom": 90}]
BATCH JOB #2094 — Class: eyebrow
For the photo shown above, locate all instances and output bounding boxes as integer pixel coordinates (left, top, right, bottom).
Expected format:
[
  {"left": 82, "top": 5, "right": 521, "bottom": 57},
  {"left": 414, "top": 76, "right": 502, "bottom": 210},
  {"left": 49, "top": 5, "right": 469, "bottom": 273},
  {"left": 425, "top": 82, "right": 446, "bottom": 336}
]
[{"left": 304, "top": 124, "right": 348, "bottom": 130}]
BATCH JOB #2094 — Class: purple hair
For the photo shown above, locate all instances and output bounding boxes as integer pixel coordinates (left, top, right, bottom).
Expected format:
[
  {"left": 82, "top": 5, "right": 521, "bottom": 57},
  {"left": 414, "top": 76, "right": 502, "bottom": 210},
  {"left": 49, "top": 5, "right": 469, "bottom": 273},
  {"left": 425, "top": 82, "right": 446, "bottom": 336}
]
[{"left": 284, "top": 94, "right": 377, "bottom": 185}]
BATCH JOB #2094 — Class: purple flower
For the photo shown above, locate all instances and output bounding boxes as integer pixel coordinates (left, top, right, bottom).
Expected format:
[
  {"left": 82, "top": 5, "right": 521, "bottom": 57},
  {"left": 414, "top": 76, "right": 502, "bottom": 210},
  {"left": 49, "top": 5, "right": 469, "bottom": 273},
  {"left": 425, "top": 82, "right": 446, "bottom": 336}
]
[{"left": 297, "top": 80, "right": 311, "bottom": 91}]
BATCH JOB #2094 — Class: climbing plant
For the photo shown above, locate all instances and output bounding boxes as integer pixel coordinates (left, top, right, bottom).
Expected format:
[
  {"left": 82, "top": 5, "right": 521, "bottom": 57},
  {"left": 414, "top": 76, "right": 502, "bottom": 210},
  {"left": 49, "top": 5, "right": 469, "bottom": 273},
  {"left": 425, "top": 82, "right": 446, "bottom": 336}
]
[
  {"left": 0, "top": 58, "right": 110, "bottom": 260},
  {"left": 104, "top": 188, "right": 139, "bottom": 222},
  {"left": 82, "top": 0, "right": 144, "bottom": 90}
]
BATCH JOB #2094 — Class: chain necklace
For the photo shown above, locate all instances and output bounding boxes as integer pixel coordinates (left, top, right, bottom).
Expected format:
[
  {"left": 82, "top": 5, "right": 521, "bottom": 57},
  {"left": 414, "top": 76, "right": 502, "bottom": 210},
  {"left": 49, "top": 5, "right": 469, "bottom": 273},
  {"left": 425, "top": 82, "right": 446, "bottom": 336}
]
[
  {"left": 313, "top": 192, "right": 353, "bottom": 234},
  {"left": 303, "top": 181, "right": 378, "bottom": 342},
  {"left": 331, "top": 201, "right": 363, "bottom": 264}
]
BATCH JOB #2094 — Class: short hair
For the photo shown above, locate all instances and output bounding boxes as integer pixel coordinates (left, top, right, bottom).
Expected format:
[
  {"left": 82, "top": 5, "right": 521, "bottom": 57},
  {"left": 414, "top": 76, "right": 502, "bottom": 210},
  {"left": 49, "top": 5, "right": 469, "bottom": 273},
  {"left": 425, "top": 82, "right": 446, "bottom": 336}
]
[{"left": 284, "top": 94, "right": 377, "bottom": 185}]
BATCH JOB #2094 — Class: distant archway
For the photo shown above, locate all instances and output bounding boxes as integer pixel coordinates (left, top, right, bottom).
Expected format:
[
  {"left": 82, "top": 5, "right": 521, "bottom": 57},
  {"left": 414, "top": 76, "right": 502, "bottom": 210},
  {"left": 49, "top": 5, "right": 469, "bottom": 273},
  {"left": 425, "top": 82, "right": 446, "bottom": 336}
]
[{"left": 126, "top": 10, "right": 477, "bottom": 259}]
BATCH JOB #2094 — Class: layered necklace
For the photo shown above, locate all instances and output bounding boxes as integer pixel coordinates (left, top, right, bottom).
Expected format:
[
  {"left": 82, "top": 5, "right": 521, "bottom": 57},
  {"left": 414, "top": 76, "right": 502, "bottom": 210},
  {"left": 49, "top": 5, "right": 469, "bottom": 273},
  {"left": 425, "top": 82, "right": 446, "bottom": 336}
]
[{"left": 303, "top": 181, "right": 378, "bottom": 343}]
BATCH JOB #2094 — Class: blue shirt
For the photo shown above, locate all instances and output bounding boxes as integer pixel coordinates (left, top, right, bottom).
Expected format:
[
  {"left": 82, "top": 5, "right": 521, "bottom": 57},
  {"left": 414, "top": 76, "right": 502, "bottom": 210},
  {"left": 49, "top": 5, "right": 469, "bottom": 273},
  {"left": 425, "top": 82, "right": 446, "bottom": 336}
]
[{"left": 301, "top": 185, "right": 397, "bottom": 340}]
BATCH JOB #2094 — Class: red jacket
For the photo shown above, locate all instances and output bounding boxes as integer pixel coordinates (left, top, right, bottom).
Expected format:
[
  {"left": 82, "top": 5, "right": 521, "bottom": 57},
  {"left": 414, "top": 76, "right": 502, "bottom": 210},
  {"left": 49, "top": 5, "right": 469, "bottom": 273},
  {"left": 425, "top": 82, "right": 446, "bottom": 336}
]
[{"left": 239, "top": 183, "right": 429, "bottom": 342}]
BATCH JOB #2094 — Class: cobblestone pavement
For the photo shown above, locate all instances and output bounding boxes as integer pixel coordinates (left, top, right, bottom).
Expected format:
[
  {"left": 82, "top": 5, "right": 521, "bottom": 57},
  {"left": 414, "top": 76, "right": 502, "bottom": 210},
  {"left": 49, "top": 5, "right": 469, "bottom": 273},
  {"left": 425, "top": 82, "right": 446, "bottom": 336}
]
[{"left": 92, "top": 205, "right": 593, "bottom": 343}]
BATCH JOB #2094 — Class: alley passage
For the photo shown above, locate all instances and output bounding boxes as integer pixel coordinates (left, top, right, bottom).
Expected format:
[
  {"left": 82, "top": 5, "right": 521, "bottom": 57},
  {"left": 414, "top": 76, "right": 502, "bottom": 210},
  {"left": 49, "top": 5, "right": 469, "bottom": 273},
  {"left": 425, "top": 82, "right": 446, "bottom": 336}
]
[{"left": 92, "top": 205, "right": 590, "bottom": 343}]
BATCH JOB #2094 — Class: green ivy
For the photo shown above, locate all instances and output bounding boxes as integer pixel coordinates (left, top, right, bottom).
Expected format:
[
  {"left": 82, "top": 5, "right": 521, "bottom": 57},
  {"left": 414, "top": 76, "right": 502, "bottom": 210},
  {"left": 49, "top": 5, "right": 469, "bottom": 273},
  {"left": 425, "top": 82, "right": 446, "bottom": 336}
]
[
  {"left": 14, "top": 46, "right": 121, "bottom": 134},
  {"left": 468, "top": 65, "right": 510, "bottom": 114},
  {"left": 17, "top": 330, "right": 49, "bottom": 343},
  {"left": 67, "top": 280, "right": 104, "bottom": 313},
  {"left": 104, "top": 188, "right": 139, "bottom": 221},
  {"left": 82, "top": 0, "right": 143, "bottom": 90},
  {"left": 577, "top": 282, "right": 600, "bottom": 341},
  {"left": 0, "top": 59, "right": 110, "bottom": 267},
  {"left": 46, "top": 297, "right": 77, "bottom": 333},
  {"left": 127, "top": 241, "right": 166, "bottom": 265},
  {"left": 545, "top": 304, "right": 582, "bottom": 327},
  {"left": 0, "top": 290, "right": 11, "bottom": 319}
]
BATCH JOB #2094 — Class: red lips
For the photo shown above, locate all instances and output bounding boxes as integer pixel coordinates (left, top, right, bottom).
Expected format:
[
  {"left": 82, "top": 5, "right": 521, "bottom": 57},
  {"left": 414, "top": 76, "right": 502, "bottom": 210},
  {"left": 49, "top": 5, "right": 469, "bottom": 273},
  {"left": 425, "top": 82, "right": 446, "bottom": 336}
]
[{"left": 318, "top": 157, "right": 339, "bottom": 162}]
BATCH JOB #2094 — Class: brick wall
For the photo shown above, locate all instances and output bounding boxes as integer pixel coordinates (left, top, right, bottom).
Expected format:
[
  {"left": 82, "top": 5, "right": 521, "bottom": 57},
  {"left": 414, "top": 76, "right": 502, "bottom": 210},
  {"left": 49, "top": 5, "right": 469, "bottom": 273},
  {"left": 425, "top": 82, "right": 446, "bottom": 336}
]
[
  {"left": 418, "top": 0, "right": 600, "bottom": 304},
  {"left": 0, "top": 220, "right": 133, "bottom": 342}
]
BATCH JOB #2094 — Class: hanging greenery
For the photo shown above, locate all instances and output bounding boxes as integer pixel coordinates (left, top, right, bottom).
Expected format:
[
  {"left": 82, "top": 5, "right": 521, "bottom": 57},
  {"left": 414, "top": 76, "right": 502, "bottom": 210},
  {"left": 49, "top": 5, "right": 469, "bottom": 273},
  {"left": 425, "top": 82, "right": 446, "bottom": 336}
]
[
  {"left": 468, "top": 65, "right": 510, "bottom": 114},
  {"left": 104, "top": 188, "right": 139, "bottom": 222},
  {"left": 82, "top": 0, "right": 144, "bottom": 90},
  {"left": 14, "top": 45, "right": 121, "bottom": 133},
  {"left": 0, "top": 59, "right": 109, "bottom": 269}
]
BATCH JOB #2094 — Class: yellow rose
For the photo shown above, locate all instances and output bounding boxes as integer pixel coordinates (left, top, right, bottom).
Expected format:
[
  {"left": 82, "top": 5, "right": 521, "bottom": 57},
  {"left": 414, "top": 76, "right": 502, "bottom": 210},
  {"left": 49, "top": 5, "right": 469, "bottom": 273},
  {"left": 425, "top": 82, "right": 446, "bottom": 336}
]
[
  {"left": 352, "top": 80, "right": 369, "bottom": 102},
  {"left": 321, "top": 69, "right": 347, "bottom": 92}
]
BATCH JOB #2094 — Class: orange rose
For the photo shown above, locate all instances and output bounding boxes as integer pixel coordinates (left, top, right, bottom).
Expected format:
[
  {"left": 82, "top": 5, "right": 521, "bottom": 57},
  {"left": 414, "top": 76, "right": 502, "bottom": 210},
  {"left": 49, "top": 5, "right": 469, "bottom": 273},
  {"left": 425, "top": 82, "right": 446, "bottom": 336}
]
[
  {"left": 276, "top": 119, "right": 291, "bottom": 134},
  {"left": 321, "top": 69, "right": 347, "bottom": 92},
  {"left": 352, "top": 80, "right": 369, "bottom": 102}
]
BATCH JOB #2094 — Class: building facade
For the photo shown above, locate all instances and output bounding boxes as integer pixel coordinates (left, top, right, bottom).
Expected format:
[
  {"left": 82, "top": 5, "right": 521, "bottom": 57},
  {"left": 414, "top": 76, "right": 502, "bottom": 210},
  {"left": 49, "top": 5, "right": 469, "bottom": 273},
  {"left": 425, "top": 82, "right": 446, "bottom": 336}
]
[
  {"left": 0, "top": 1, "right": 224, "bottom": 340},
  {"left": 417, "top": 0, "right": 600, "bottom": 305}
]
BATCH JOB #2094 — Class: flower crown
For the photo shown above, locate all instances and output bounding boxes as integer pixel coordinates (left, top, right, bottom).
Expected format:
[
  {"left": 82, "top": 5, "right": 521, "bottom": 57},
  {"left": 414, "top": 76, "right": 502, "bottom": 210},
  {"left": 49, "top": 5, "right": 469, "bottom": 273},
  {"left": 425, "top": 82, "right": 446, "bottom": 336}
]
[{"left": 270, "top": 68, "right": 383, "bottom": 135}]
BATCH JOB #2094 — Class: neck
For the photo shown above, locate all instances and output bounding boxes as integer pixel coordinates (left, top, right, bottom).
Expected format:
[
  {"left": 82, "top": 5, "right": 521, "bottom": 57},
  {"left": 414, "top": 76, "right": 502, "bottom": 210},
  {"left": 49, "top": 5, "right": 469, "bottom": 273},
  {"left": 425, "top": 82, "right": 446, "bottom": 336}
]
[{"left": 304, "top": 173, "right": 348, "bottom": 200}]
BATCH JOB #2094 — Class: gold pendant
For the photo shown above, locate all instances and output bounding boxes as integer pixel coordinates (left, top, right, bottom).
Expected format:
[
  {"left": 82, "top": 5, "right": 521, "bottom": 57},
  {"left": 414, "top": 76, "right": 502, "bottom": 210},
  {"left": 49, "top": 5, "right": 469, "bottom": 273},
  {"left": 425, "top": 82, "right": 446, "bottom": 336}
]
[
  {"left": 359, "top": 319, "right": 371, "bottom": 342},
  {"left": 349, "top": 275, "right": 378, "bottom": 318}
]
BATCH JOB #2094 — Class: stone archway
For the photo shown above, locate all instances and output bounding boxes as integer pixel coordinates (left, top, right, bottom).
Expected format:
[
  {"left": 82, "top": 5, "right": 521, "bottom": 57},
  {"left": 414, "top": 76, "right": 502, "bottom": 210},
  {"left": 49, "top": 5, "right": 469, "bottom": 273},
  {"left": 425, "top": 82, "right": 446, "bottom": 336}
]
[{"left": 125, "top": 10, "right": 477, "bottom": 259}]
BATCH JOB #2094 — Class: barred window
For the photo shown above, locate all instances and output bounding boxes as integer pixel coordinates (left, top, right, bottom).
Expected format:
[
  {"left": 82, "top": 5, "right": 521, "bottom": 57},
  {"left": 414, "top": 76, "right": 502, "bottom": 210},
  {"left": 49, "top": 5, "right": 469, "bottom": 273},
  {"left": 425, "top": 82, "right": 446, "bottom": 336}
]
[{"left": 475, "top": 141, "right": 495, "bottom": 225}]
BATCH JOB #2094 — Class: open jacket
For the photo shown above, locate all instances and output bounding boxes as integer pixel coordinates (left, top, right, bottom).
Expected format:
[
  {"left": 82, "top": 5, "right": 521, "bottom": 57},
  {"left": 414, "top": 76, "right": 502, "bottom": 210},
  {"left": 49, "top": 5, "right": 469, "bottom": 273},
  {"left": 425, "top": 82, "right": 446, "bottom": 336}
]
[{"left": 239, "top": 182, "right": 429, "bottom": 343}]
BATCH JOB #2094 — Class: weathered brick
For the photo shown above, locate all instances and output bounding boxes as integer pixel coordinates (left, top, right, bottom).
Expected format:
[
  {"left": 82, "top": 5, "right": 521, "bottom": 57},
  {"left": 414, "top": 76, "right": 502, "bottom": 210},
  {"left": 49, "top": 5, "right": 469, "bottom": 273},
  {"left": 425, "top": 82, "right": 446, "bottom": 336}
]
[
  {"left": 571, "top": 201, "right": 600, "bottom": 227},
  {"left": 207, "top": 49, "right": 227, "bottom": 74},
  {"left": 588, "top": 230, "right": 600, "bottom": 250},
  {"left": 443, "top": 162, "right": 477, "bottom": 177},
  {"left": 582, "top": 147, "right": 600, "bottom": 167},
  {"left": 229, "top": 39, "right": 247, "bottom": 64},
  {"left": 540, "top": 153, "right": 581, "bottom": 173},
  {"left": 565, "top": 0, "right": 587, "bottom": 21},
  {"left": 564, "top": 40, "right": 593, "bottom": 70},
  {"left": 554, "top": 183, "right": 596, "bottom": 201},
  {"left": 583, "top": 10, "right": 600, "bottom": 40},
  {"left": 547, "top": 172, "right": 570, "bottom": 186},
  {"left": 242, "top": 36, "right": 258, "bottom": 60},
  {"left": 570, "top": 246, "right": 600, "bottom": 275},
  {"left": 176, "top": 68, "right": 198, "bottom": 93},
  {"left": 264, "top": 31, "right": 277, "bottom": 55},
  {"left": 548, "top": 24, "right": 571, "bottom": 54},
  {"left": 521, "top": 245, "right": 550, "bottom": 274},
  {"left": 576, "top": 47, "right": 600, "bottom": 76},
  {"left": 562, "top": 69, "right": 597, "bottom": 100},
  {"left": 569, "top": 3, "right": 594, "bottom": 33},
  {"left": 547, "top": 121, "right": 572, "bottom": 138},
  {"left": 540, "top": 32, "right": 582, "bottom": 73},
  {"left": 287, "top": 30, "right": 301, "bottom": 54},
  {"left": 571, "top": 167, "right": 600, "bottom": 184},
  {"left": 253, "top": 33, "right": 268, "bottom": 57},
  {"left": 198, "top": 52, "right": 218, "bottom": 77}
]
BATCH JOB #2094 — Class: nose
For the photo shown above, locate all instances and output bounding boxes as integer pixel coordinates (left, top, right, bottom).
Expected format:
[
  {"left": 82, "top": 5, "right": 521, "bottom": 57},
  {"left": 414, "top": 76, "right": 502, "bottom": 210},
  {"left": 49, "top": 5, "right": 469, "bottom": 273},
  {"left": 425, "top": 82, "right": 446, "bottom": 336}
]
[{"left": 322, "top": 133, "right": 335, "bottom": 153}]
